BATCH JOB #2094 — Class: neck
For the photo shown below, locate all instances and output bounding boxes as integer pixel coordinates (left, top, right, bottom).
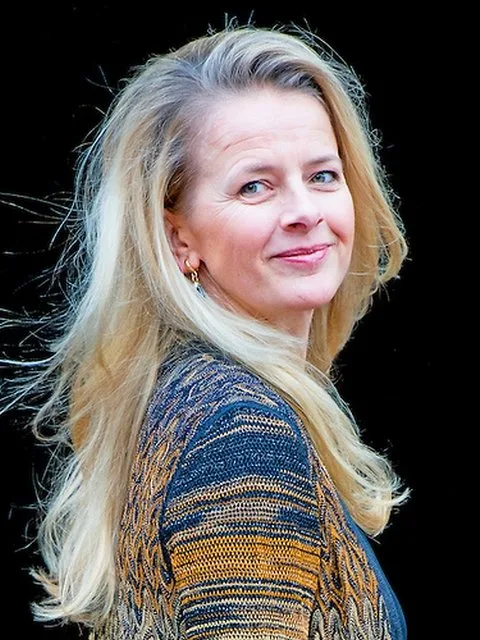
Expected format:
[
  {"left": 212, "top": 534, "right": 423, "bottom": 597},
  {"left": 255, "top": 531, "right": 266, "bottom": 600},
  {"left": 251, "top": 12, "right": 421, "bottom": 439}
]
[{"left": 275, "top": 313, "right": 313, "bottom": 360}]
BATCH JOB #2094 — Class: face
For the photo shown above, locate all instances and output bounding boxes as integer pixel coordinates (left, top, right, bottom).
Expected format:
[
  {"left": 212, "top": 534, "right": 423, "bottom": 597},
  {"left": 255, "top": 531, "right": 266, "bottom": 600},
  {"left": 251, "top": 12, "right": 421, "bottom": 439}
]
[{"left": 166, "top": 87, "right": 355, "bottom": 339}]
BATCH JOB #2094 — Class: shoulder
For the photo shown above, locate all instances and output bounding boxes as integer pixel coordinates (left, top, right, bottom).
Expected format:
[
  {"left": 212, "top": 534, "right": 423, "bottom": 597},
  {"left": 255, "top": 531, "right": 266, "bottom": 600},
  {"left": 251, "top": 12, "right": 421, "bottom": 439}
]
[
  {"left": 145, "top": 338, "right": 304, "bottom": 438},
  {"left": 139, "top": 339, "right": 316, "bottom": 483},
  {"left": 168, "top": 399, "right": 315, "bottom": 489},
  {"left": 161, "top": 387, "right": 319, "bottom": 542}
]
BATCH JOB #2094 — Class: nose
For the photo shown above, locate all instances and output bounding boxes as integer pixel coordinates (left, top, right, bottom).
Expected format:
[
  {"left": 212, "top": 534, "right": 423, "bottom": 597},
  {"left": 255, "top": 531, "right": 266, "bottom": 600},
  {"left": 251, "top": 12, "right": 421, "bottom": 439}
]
[{"left": 279, "top": 183, "right": 324, "bottom": 231}]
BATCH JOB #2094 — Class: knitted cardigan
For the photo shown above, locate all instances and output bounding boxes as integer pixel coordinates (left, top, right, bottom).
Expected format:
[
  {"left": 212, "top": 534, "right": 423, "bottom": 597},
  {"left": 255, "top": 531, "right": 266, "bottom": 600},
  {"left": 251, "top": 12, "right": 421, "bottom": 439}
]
[{"left": 91, "top": 339, "right": 406, "bottom": 639}]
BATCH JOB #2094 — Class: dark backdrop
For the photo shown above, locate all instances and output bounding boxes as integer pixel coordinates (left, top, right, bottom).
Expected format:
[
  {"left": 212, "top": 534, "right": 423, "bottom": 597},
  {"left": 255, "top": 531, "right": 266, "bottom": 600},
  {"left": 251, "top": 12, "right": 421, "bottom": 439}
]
[{"left": 1, "top": 4, "right": 446, "bottom": 638}]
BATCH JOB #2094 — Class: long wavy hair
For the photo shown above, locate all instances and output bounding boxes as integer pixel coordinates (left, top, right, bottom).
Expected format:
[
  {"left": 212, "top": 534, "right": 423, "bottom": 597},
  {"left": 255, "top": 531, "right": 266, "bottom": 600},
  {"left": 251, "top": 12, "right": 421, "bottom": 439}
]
[{"left": 0, "top": 23, "right": 408, "bottom": 625}]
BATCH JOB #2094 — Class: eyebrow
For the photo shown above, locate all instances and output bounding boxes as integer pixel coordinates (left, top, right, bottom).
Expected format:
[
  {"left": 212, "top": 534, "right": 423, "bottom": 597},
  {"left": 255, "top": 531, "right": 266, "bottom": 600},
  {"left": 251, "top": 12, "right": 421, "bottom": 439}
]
[{"left": 235, "top": 154, "right": 343, "bottom": 176}]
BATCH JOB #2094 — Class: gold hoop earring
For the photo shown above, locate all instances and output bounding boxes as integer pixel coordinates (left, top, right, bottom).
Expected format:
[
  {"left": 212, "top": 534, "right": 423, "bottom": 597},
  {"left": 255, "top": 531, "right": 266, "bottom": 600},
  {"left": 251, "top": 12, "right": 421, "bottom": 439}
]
[{"left": 184, "top": 259, "right": 206, "bottom": 298}]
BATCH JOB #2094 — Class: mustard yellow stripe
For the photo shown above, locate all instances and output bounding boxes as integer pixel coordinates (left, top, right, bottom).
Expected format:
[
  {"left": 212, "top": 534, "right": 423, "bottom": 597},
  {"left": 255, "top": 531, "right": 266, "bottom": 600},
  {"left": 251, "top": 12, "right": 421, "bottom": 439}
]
[{"left": 171, "top": 534, "right": 319, "bottom": 592}]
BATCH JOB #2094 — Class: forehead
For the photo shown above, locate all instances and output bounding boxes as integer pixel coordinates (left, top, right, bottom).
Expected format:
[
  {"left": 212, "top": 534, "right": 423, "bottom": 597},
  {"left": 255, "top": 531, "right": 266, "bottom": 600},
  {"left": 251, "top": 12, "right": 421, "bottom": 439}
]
[{"left": 196, "top": 88, "right": 338, "bottom": 161}]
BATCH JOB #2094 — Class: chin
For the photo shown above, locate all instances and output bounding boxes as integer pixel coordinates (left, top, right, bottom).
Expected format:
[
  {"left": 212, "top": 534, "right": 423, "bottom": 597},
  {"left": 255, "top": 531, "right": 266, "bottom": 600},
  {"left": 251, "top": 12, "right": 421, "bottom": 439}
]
[{"left": 291, "top": 289, "right": 339, "bottom": 311}]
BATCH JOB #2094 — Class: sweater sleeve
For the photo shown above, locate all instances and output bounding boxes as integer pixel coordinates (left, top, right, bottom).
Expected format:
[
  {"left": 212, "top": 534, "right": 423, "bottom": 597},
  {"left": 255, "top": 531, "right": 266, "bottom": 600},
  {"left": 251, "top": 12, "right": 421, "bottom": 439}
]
[{"left": 161, "top": 402, "right": 321, "bottom": 639}]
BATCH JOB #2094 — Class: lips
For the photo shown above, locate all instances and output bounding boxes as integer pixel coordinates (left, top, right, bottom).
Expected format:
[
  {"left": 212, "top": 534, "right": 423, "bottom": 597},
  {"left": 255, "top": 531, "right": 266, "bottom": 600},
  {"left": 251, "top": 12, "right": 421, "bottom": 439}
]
[{"left": 273, "top": 243, "right": 332, "bottom": 258}]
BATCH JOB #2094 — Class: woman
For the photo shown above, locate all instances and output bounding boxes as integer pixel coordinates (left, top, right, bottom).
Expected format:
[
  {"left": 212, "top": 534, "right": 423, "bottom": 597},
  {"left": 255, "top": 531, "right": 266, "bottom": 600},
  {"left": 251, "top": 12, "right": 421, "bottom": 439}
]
[{"left": 3, "top": 23, "right": 409, "bottom": 639}]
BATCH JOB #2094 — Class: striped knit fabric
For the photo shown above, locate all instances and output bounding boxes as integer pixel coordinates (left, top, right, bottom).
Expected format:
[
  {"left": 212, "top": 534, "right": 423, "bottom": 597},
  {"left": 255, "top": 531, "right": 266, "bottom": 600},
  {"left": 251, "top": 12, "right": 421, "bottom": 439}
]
[{"left": 91, "top": 340, "right": 406, "bottom": 639}]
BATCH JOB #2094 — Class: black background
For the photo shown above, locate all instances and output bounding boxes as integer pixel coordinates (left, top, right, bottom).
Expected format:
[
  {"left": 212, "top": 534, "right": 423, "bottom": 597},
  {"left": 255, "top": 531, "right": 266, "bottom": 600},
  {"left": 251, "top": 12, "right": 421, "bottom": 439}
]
[{"left": 1, "top": 3, "right": 448, "bottom": 638}]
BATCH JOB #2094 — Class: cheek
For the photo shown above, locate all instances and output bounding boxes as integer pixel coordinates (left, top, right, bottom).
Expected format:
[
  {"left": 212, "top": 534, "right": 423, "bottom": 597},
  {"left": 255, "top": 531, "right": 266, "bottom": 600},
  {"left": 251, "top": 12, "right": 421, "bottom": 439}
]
[
  {"left": 204, "top": 214, "right": 271, "bottom": 263},
  {"left": 329, "top": 194, "right": 355, "bottom": 244},
  {"left": 345, "top": 207, "right": 356, "bottom": 244}
]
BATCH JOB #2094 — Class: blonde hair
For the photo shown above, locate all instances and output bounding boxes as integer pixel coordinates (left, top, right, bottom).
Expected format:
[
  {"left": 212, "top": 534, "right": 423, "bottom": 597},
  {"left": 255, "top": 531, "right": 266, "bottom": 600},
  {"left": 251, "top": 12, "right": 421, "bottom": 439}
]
[{"left": 0, "top": 23, "right": 409, "bottom": 625}]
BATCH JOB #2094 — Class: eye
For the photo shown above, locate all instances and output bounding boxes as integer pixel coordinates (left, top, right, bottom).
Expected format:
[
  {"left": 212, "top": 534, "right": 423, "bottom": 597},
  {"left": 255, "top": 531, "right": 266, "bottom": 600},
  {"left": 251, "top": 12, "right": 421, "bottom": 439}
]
[
  {"left": 239, "top": 180, "right": 267, "bottom": 197},
  {"left": 311, "top": 170, "right": 339, "bottom": 185}
]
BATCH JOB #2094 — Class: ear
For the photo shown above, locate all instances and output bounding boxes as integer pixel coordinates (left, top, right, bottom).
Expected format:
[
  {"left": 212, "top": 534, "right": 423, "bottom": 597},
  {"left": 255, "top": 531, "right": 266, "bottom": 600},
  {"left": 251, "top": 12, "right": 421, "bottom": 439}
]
[{"left": 164, "top": 210, "right": 201, "bottom": 273}]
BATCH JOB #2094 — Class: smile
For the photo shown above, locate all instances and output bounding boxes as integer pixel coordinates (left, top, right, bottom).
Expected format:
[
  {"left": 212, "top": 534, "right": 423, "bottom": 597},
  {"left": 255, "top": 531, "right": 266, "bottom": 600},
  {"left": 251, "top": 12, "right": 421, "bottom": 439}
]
[{"left": 272, "top": 244, "right": 332, "bottom": 266}]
